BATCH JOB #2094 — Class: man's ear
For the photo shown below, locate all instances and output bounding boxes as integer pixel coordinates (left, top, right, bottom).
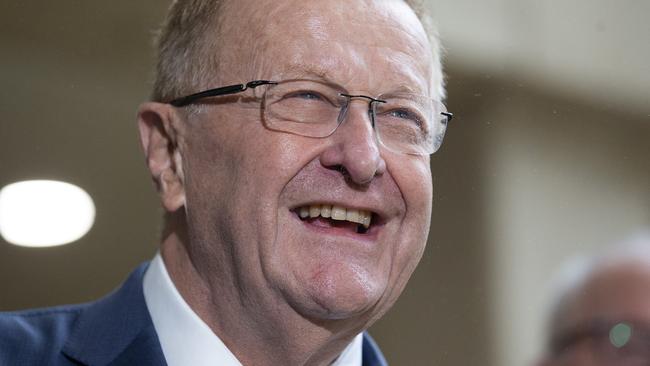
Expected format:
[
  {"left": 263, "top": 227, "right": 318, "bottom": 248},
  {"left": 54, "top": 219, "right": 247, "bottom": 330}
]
[{"left": 137, "top": 102, "right": 187, "bottom": 213}]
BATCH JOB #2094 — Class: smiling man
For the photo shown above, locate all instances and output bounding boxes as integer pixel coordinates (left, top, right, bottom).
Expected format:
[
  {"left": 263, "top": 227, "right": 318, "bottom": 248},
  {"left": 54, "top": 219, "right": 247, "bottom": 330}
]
[{"left": 0, "top": 0, "right": 450, "bottom": 365}]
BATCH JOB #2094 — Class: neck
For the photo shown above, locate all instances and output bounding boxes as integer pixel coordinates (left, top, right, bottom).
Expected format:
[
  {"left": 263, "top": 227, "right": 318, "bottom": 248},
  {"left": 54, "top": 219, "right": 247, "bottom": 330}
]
[{"left": 158, "top": 222, "right": 364, "bottom": 366}]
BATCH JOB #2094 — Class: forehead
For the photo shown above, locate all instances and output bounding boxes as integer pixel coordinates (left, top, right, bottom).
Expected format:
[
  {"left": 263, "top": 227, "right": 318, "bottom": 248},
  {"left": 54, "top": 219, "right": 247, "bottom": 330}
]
[
  {"left": 217, "top": 0, "right": 435, "bottom": 96},
  {"left": 572, "top": 262, "right": 650, "bottom": 324}
]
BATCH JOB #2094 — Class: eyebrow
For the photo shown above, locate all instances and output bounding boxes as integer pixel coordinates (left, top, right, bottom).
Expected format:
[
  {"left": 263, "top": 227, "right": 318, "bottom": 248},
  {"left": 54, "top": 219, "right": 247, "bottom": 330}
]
[
  {"left": 276, "top": 64, "right": 337, "bottom": 83},
  {"left": 384, "top": 84, "right": 422, "bottom": 95},
  {"left": 275, "top": 64, "right": 428, "bottom": 96}
]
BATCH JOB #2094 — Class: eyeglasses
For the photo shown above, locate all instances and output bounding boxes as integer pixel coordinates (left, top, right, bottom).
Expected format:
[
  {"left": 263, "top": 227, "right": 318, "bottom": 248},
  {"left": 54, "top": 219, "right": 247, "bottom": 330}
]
[
  {"left": 168, "top": 79, "right": 453, "bottom": 155},
  {"left": 551, "top": 320, "right": 650, "bottom": 365}
]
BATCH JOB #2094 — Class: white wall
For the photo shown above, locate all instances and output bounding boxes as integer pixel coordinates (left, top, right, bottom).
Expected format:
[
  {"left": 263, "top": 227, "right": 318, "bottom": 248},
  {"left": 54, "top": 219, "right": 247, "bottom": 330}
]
[{"left": 428, "top": 0, "right": 650, "bottom": 114}]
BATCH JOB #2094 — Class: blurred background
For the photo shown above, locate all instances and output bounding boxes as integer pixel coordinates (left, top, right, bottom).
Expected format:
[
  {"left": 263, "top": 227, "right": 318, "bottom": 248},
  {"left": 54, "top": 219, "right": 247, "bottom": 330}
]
[{"left": 0, "top": 1, "right": 648, "bottom": 365}]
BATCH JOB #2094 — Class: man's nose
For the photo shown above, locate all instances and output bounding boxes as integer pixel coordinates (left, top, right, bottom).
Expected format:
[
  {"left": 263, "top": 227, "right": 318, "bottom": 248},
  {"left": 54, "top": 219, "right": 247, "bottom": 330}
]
[{"left": 319, "top": 101, "right": 386, "bottom": 185}]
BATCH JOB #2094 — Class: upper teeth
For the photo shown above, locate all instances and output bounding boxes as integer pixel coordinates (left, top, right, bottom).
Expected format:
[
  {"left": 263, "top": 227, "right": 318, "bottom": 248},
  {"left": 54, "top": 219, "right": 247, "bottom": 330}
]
[{"left": 298, "top": 205, "right": 372, "bottom": 229}]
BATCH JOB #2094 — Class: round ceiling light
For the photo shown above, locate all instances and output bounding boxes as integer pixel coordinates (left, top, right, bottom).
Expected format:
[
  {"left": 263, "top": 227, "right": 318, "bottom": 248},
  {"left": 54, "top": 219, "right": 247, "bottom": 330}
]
[{"left": 0, "top": 180, "right": 95, "bottom": 247}]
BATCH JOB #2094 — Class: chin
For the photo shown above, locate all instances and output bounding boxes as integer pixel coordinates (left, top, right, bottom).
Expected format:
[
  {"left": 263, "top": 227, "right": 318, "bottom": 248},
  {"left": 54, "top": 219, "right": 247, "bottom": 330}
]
[{"left": 290, "top": 262, "right": 388, "bottom": 322}]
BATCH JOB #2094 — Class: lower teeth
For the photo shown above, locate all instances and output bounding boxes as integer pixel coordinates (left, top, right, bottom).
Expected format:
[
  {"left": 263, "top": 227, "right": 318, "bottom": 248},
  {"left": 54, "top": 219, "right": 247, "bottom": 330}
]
[{"left": 299, "top": 214, "right": 369, "bottom": 234}]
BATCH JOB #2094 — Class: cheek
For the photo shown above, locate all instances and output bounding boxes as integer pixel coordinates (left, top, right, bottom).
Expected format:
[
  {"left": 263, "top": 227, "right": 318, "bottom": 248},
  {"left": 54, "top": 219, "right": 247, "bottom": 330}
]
[
  {"left": 390, "top": 155, "right": 433, "bottom": 232},
  {"left": 185, "top": 109, "right": 309, "bottom": 195},
  {"left": 182, "top": 115, "right": 320, "bottom": 280},
  {"left": 386, "top": 156, "right": 432, "bottom": 282}
]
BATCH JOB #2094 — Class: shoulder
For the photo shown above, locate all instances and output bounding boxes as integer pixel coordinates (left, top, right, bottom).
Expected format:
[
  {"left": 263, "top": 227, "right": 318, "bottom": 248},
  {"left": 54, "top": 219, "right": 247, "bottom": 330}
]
[
  {"left": 0, "top": 304, "right": 86, "bottom": 365},
  {"left": 0, "top": 263, "right": 154, "bottom": 366}
]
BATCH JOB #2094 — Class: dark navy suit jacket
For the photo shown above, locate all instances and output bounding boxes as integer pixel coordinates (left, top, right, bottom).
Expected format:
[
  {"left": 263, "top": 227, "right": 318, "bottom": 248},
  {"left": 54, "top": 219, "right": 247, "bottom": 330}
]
[{"left": 0, "top": 263, "right": 388, "bottom": 366}]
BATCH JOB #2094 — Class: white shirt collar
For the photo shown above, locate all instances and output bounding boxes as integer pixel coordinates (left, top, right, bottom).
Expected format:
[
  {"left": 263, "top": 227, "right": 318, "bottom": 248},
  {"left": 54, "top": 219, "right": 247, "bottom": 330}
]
[{"left": 143, "top": 252, "right": 363, "bottom": 366}]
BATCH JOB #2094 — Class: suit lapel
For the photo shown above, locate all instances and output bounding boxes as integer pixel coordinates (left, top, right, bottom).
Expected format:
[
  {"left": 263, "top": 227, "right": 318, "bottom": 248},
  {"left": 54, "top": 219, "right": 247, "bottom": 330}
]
[
  {"left": 362, "top": 333, "right": 388, "bottom": 366},
  {"left": 62, "top": 263, "right": 166, "bottom": 366}
]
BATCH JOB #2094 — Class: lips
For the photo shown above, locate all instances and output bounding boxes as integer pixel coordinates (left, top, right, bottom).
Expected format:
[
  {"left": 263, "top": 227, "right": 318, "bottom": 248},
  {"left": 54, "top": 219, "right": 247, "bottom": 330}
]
[{"left": 294, "top": 204, "right": 376, "bottom": 234}]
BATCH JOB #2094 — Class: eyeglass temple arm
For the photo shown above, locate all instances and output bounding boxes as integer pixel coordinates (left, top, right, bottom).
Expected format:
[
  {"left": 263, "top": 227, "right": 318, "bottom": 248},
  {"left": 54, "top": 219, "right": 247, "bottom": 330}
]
[
  {"left": 169, "top": 80, "right": 277, "bottom": 107},
  {"left": 441, "top": 111, "right": 453, "bottom": 121}
]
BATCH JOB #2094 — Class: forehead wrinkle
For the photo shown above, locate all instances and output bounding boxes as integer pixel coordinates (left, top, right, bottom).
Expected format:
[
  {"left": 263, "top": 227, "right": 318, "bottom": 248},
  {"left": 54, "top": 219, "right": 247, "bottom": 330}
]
[
  {"left": 275, "top": 64, "right": 338, "bottom": 82},
  {"left": 268, "top": 42, "right": 360, "bottom": 86},
  {"left": 216, "top": 1, "right": 290, "bottom": 81},
  {"left": 363, "top": 24, "right": 436, "bottom": 97},
  {"left": 352, "top": 1, "right": 438, "bottom": 96},
  {"left": 376, "top": 47, "right": 431, "bottom": 94},
  {"left": 278, "top": 33, "right": 429, "bottom": 90},
  {"left": 221, "top": 0, "right": 435, "bottom": 95}
]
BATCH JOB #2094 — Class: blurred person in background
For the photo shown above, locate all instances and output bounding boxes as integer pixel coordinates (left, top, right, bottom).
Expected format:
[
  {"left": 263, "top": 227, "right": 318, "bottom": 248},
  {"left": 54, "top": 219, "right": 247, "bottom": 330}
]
[
  {"left": 0, "top": 0, "right": 452, "bottom": 365},
  {"left": 536, "top": 232, "right": 650, "bottom": 366}
]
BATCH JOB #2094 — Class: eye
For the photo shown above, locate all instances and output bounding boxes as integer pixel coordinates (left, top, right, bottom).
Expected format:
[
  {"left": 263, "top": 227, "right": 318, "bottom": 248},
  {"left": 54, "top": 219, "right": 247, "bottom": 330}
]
[
  {"left": 385, "top": 108, "right": 425, "bottom": 128},
  {"left": 285, "top": 90, "right": 326, "bottom": 101},
  {"left": 389, "top": 108, "right": 415, "bottom": 120}
]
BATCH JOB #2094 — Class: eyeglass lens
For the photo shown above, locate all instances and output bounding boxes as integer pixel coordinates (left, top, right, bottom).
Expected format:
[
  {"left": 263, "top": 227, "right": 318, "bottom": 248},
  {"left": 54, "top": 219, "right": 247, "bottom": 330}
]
[{"left": 262, "top": 79, "right": 449, "bottom": 155}]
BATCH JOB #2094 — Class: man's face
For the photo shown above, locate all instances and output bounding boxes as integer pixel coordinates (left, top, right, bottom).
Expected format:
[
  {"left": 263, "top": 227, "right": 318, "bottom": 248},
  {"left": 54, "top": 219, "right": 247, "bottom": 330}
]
[
  {"left": 543, "top": 262, "right": 650, "bottom": 366},
  {"left": 179, "top": 0, "right": 437, "bottom": 323}
]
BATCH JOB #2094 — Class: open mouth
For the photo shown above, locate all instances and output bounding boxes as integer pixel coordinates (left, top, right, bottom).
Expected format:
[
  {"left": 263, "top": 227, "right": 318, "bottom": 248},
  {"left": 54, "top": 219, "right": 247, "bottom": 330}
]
[{"left": 293, "top": 204, "right": 377, "bottom": 234}]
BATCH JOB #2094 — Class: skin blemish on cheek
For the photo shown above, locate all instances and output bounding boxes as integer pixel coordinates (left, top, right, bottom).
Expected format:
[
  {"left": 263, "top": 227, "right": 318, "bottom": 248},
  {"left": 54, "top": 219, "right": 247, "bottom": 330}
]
[{"left": 310, "top": 264, "right": 327, "bottom": 283}]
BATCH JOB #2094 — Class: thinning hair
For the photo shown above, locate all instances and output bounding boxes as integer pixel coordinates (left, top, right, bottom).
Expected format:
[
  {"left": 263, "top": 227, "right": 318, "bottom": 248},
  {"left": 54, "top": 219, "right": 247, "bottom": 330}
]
[{"left": 151, "top": 0, "right": 445, "bottom": 103}]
